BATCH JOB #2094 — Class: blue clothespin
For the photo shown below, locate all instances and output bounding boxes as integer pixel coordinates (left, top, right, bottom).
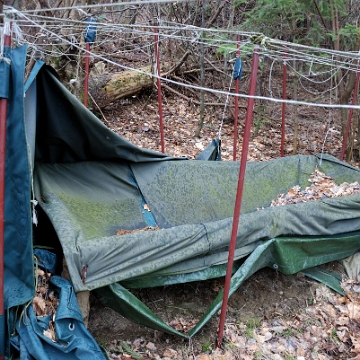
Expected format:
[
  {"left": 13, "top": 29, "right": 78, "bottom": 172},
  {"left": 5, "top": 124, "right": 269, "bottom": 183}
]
[
  {"left": 233, "top": 58, "right": 242, "bottom": 80},
  {"left": 84, "top": 17, "right": 97, "bottom": 44}
]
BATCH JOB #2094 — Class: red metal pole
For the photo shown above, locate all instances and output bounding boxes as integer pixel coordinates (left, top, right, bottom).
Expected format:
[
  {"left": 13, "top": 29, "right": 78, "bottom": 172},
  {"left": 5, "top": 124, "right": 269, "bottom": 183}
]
[
  {"left": 217, "top": 45, "right": 260, "bottom": 348},
  {"left": 233, "top": 35, "right": 241, "bottom": 161},
  {"left": 83, "top": 42, "right": 90, "bottom": 107},
  {"left": 340, "top": 62, "right": 360, "bottom": 161},
  {"left": 280, "top": 53, "right": 287, "bottom": 157},
  {"left": 153, "top": 23, "right": 165, "bottom": 153},
  {"left": 0, "top": 29, "right": 11, "bottom": 360}
]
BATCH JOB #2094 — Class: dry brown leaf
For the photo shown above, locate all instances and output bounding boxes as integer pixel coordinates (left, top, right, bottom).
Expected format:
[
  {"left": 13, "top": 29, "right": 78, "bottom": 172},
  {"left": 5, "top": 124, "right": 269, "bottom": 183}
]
[
  {"left": 35, "top": 268, "right": 45, "bottom": 277},
  {"left": 43, "top": 328, "right": 56, "bottom": 342},
  {"left": 351, "top": 335, "right": 360, "bottom": 354},
  {"left": 268, "top": 169, "right": 360, "bottom": 208},
  {"left": 33, "top": 296, "right": 46, "bottom": 316},
  {"left": 116, "top": 225, "right": 159, "bottom": 236},
  {"left": 347, "top": 302, "right": 360, "bottom": 322}
]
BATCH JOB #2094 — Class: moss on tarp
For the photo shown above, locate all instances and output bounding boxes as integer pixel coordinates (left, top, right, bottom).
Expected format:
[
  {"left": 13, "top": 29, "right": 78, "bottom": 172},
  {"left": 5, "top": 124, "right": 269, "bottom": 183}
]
[
  {"left": 55, "top": 194, "right": 143, "bottom": 238},
  {"left": 34, "top": 154, "right": 360, "bottom": 293}
]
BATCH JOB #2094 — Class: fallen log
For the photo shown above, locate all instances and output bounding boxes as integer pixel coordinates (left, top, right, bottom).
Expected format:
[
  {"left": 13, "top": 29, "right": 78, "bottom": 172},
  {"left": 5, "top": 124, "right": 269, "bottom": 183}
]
[
  {"left": 89, "top": 64, "right": 157, "bottom": 108},
  {"left": 90, "top": 51, "right": 191, "bottom": 108}
]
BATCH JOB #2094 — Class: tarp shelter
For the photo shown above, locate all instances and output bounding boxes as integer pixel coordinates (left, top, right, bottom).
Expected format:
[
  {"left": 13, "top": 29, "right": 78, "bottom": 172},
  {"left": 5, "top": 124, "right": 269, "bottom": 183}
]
[{"left": 3, "top": 43, "right": 360, "bottom": 356}]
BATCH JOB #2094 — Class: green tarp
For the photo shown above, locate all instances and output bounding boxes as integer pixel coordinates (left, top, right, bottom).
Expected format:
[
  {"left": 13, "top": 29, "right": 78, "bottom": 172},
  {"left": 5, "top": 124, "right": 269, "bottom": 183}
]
[
  {"left": 24, "top": 62, "right": 360, "bottom": 337},
  {"left": 34, "top": 155, "right": 360, "bottom": 293},
  {"left": 0, "top": 39, "right": 348, "bottom": 355}
]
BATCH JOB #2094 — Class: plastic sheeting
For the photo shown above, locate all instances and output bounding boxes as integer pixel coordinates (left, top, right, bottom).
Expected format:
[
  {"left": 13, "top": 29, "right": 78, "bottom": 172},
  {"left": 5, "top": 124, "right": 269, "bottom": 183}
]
[
  {"left": 10, "top": 276, "right": 106, "bottom": 359},
  {"left": 34, "top": 154, "right": 360, "bottom": 293},
  {"left": 26, "top": 61, "right": 360, "bottom": 338},
  {"left": 3, "top": 45, "right": 34, "bottom": 357}
]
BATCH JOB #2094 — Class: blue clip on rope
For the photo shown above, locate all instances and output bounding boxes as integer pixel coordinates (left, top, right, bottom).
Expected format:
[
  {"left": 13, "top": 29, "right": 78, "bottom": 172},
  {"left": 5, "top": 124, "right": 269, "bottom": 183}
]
[
  {"left": 233, "top": 58, "right": 242, "bottom": 80},
  {"left": 84, "top": 18, "right": 97, "bottom": 44}
]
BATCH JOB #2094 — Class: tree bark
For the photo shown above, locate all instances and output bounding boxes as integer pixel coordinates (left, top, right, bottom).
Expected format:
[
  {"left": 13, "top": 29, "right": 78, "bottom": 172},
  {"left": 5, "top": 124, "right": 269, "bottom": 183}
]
[{"left": 90, "top": 63, "right": 174, "bottom": 108}]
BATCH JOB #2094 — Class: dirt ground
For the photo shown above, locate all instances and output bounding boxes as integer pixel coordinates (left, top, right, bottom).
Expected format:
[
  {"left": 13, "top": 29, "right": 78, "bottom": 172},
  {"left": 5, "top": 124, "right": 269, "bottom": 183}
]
[
  {"left": 84, "top": 88, "right": 360, "bottom": 360},
  {"left": 88, "top": 268, "right": 323, "bottom": 358},
  {"left": 88, "top": 261, "right": 360, "bottom": 360}
]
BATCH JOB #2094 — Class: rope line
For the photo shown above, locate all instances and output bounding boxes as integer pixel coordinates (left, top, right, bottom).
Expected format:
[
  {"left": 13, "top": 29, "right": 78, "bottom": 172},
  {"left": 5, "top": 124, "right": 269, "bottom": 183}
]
[{"left": 5, "top": 6, "right": 360, "bottom": 111}]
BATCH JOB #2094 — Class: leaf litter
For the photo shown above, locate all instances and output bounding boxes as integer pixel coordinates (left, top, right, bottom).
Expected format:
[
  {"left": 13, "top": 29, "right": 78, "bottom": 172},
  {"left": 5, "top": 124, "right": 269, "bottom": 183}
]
[
  {"left": 265, "top": 168, "right": 360, "bottom": 208},
  {"left": 33, "top": 261, "right": 59, "bottom": 342}
]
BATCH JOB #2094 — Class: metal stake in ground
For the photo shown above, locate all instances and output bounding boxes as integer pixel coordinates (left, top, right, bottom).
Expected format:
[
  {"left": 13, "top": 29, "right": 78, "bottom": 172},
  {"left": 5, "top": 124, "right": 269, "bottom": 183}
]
[
  {"left": 83, "top": 42, "right": 90, "bottom": 107},
  {"left": 217, "top": 45, "right": 260, "bottom": 348},
  {"left": 83, "top": 17, "right": 97, "bottom": 108},
  {"left": 233, "top": 35, "right": 242, "bottom": 161},
  {"left": 0, "top": 21, "right": 11, "bottom": 360},
  {"left": 340, "top": 61, "right": 360, "bottom": 161},
  {"left": 153, "top": 22, "right": 165, "bottom": 154},
  {"left": 281, "top": 53, "right": 287, "bottom": 157}
]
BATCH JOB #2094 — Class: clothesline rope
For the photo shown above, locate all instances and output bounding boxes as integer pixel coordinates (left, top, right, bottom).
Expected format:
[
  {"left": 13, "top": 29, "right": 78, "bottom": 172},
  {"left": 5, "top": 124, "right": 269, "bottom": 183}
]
[{"left": 4, "top": 5, "right": 360, "bottom": 110}]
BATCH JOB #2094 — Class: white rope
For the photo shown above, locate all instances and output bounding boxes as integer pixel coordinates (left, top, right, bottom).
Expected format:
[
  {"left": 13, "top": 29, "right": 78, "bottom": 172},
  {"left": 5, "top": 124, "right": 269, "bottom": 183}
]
[
  {"left": 6, "top": 0, "right": 192, "bottom": 14},
  {"left": 10, "top": 6, "right": 360, "bottom": 66},
  {"left": 0, "top": 17, "right": 12, "bottom": 64},
  {"left": 11, "top": 8, "right": 360, "bottom": 111},
  {"left": 31, "top": 200, "right": 38, "bottom": 226}
]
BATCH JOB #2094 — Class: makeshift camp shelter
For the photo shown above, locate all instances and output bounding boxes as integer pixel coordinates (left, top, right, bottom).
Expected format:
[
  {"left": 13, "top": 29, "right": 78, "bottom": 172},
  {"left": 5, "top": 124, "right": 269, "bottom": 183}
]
[{"left": 3, "top": 43, "right": 360, "bottom": 357}]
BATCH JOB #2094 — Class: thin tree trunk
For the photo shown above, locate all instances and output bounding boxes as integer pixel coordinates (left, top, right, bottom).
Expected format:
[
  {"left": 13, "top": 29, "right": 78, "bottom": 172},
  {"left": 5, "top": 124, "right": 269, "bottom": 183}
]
[
  {"left": 292, "top": 67, "right": 299, "bottom": 155},
  {"left": 195, "top": 1, "right": 205, "bottom": 137}
]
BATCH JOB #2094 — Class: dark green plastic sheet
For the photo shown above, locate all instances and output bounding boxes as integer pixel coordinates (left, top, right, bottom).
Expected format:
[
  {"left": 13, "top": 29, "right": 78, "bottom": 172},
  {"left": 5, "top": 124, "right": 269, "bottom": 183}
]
[
  {"left": 96, "top": 232, "right": 359, "bottom": 337},
  {"left": 27, "top": 63, "right": 360, "bottom": 338},
  {"left": 34, "top": 154, "right": 360, "bottom": 293}
]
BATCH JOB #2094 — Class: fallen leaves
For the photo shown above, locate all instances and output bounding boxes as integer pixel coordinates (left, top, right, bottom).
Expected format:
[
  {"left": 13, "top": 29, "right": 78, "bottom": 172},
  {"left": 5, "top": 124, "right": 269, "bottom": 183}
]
[
  {"left": 270, "top": 168, "right": 360, "bottom": 207},
  {"left": 116, "top": 225, "right": 159, "bottom": 236},
  {"left": 33, "top": 260, "right": 59, "bottom": 342},
  {"left": 168, "top": 317, "right": 198, "bottom": 333},
  {"left": 212, "top": 279, "right": 360, "bottom": 359},
  {"left": 103, "top": 277, "right": 360, "bottom": 359}
]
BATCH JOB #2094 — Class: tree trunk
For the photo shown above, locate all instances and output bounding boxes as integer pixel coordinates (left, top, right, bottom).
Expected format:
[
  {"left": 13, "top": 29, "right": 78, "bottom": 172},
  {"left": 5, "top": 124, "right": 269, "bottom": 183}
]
[
  {"left": 195, "top": 0, "right": 206, "bottom": 137},
  {"left": 90, "top": 63, "right": 176, "bottom": 108}
]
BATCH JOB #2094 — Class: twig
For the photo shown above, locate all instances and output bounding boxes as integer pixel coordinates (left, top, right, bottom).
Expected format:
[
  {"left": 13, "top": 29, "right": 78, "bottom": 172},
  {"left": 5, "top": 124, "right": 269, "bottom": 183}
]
[
  {"left": 163, "top": 50, "right": 191, "bottom": 77},
  {"left": 183, "top": 67, "right": 213, "bottom": 74},
  {"left": 205, "top": 57, "right": 229, "bottom": 77},
  {"left": 24, "top": 59, "right": 36, "bottom": 84},
  {"left": 88, "top": 91, "right": 109, "bottom": 124},
  {"left": 207, "top": 0, "right": 229, "bottom": 27}
]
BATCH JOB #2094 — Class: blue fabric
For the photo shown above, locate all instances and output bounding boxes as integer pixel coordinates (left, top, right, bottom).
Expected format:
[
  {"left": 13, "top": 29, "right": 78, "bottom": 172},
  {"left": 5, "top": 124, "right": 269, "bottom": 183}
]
[
  {"left": 5, "top": 47, "right": 105, "bottom": 359},
  {"left": 34, "top": 249, "right": 58, "bottom": 274},
  {"left": 4, "top": 45, "right": 34, "bottom": 357},
  {"left": 4, "top": 44, "right": 33, "bottom": 310},
  {"left": 0, "top": 59, "right": 10, "bottom": 98},
  {"left": 24, "top": 60, "right": 44, "bottom": 92},
  {"left": 11, "top": 276, "right": 106, "bottom": 360},
  {"left": 84, "top": 18, "right": 97, "bottom": 44},
  {"left": 233, "top": 58, "right": 242, "bottom": 80}
]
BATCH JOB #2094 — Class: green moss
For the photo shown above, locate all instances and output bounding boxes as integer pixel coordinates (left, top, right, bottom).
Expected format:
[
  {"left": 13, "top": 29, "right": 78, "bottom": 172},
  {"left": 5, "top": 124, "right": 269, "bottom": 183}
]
[{"left": 56, "top": 192, "right": 144, "bottom": 239}]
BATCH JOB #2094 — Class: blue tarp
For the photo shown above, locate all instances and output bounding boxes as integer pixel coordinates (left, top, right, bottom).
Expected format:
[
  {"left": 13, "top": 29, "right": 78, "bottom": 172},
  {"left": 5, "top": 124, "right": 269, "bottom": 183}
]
[
  {"left": 4, "top": 45, "right": 106, "bottom": 359},
  {"left": 4, "top": 45, "right": 33, "bottom": 357}
]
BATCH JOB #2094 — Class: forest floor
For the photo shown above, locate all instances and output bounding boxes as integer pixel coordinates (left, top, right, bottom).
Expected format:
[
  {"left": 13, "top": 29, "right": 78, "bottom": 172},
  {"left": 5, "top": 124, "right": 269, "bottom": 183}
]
[{"left": 86, "top": 73, "right": 360, "bottom": 360}]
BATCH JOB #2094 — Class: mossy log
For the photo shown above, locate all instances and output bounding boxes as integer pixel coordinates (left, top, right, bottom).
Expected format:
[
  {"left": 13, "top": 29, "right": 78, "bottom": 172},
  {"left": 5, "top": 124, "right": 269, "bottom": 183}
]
[{"left": 89, "top": 63, "right": 171, "bottom": 108}]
